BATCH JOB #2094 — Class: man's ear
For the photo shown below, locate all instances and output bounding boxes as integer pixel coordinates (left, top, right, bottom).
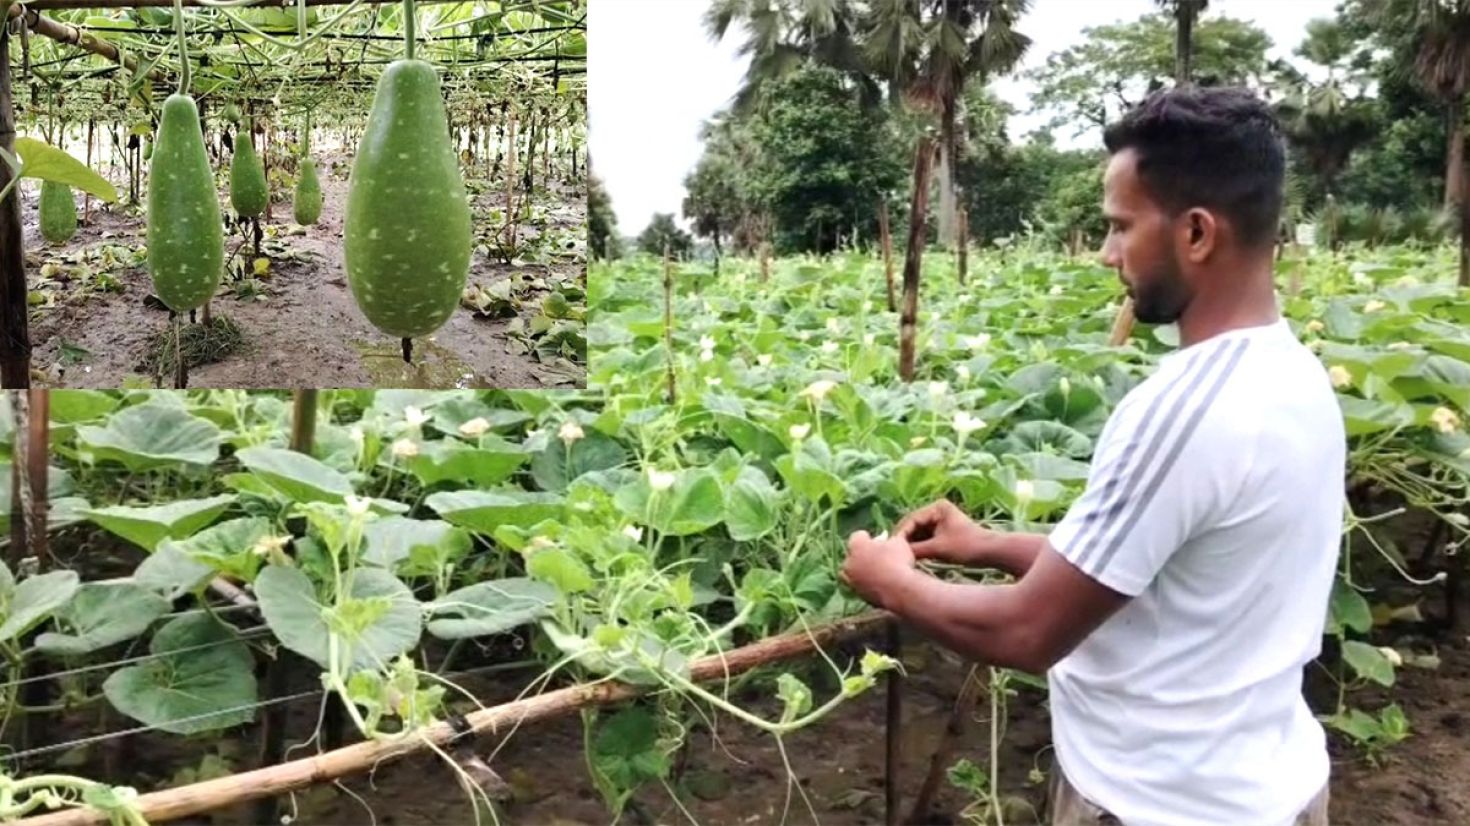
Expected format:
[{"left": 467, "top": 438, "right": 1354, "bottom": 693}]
[{"left": 1182, "top": 208, "right": 1218, "bottom": 263}]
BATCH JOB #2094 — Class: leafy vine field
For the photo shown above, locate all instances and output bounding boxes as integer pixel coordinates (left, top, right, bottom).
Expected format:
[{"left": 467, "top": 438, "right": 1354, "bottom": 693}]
[{"left": 0, "top": 243, "right": 1466, "bottom": 824}]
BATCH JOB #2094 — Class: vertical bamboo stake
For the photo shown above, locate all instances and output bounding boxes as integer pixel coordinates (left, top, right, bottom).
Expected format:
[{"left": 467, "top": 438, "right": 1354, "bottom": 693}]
[
  {"left": 505, "top": 105, "right": 517, "bottom": 250},
  {"left": 899, "top": 138, "right": 936, "bottom": 383},
  {"left": 255, "top": 390, "right": 318, "bottom": 826},
  {"left": 908, "top": 665, "right": 983, "bottom": 824},
  {"left": 24, "top": 388, "right": 46, "bottom": 566},
  {"left": 956, "top": 206, "right": 969, "bottom": 287},
  {"left": 83, "top": 120, "right": 94, "bottom": 222},
  {"left": 879, "top": 198, "right": 896, "bottom": 312},
  {"left": 1108, "top": 298, "right": 1136, "bottom": 347},
  {"left": 262, "top": 119, "right": 272, "bottom": 224},
  {"left": 7, "top": 394, "right": 26, "bottom": 563},
  {"left": 884, "top": 621, "right": 902, "bottom": 826},
  {"left": 0, "top": 26, "right": 28, "bottom": 390},
  {"left": 663, "top": 248, "right": 676, "bottom": 405}
]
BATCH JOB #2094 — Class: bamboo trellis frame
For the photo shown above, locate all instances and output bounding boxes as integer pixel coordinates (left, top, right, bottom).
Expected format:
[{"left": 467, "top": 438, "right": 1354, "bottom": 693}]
[{"left": 18, "top": 611, "right": 893, "bottom": 826}]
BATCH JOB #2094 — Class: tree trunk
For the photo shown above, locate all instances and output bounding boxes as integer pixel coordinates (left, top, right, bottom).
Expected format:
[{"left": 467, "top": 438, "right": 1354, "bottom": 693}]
[
  {"left": 1175, "top": 5, "right": 1196, "bottom": 86},
  {"left": 957, "top": 206, "right": 969, "bottom": 286},
  {"left": 879, "top": 198, "right": 896, "bottom": 312},
  {"left": 712, "top": 233, "right": 721, "bottom": 277},
  {"left": 0, "top": 27, "right": 30, "bottom": 390},
  {"left": 936, "top": 92, "right": 959, "bottom": 250},
  {"left": 1446, "top": 97, "right": 1465, "bottom": 212},
  {"left": 899, "top": 138, "right": 936, "bottom": 383},
  {"left": 1460, "top": 168, "right": 1470, "bottom": 287}
]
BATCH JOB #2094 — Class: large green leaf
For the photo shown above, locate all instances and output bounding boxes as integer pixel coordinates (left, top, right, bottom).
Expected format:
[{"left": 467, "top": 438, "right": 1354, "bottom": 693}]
[
  {"left": 425, "top": 490, "right": 567, "bottom": 534},
  {"left": 997, "top": 421, "right": 1093, "bottom": 458},
  {"left": 48, "top": 391, "right": 120, "bottom": 423},
  {"left": 1338, "top": 396, "right": 1416, "bottom": 437},
  {"left": 14, "top": 137, "right": 119, "bottom": 202},
  {"left": 234, "top": 447, "right": 355, "bottom": 503},
  {"left": 76, "top": 403, "right": 223, "bottom": 470},
  {"left": 1341, "top": 639, "right": 1395, "bottom": 687},
  {"left": 161, "top": 517, "right": 273, "bottom": 583},
  {"left": 82, "top": 494, "right": 235, "bottom": 552},
  {"left": 361, "top": 517, "right": 471, "bottom": 574},
  {"left": 614, "top": 468, "right": 726, "bottom": 536},
  {"left": 103, "top": 614, "right": 256, "bottom": 734},
  {"left": 255, "top": 566, "right": 421, "bottom": 671},
  {"left": 425, "top": 578, "right": 558, "bottom": 640},
  {"left": 134, "top": 545, "right": 214, "bottom": 600},
  {"left": 725, "top": 467, "right": 780, "bottom": 541},
  {"left": 401, "top": 438, "right": 529, "bottom": 487},
  {"left": 0, "top": 569, "right": 80, "bottom": 642},
  {"left": 1327, "top": 579, "right": 1373, "bottom": 637},
  {"left": 530, "top": 430, "right": 629, "bottom": 492},
  {"left": 36, "top": 583, "right": 169, "bottom": 656}
]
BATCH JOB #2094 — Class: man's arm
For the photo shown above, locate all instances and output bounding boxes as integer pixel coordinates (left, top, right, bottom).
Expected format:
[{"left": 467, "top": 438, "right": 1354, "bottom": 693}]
[
  {"left": 947, "top": 532, "right": 1049, "bottom": 577},
  {"left": 866, "top": 540, "right": 1130, "bottom": 674}
]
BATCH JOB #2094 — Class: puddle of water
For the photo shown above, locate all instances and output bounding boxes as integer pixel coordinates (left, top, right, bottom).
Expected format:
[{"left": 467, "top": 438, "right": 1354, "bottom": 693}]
[{"left": 354, "top": 338, "right": 490, "bottom": 389}]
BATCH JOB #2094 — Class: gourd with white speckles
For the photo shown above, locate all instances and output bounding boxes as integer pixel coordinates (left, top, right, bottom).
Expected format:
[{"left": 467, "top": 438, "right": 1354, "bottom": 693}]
[
  {"left": 230, "top": 128, "right": 268, "bottom": 218},
  {"left": 146, "top": 93, "right": 224, "bottom": 312},
  {"left": 39, "top": 181, "right": 77, "bottom": 245},
  {"left": 343, "top": 59, "right": 471, "bottom": 339},
  {"left": 294, "top": 157, "right": 322, "bottom": 225}
]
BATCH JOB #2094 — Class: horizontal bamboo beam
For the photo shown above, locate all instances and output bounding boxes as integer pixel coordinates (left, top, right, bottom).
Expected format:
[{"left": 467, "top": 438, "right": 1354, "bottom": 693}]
[
  {"left": 6, "top": 6, "right": 167, "bottom": 81},
  {"left": 18, "top": 611, "right": 892, "bottom": 826}
]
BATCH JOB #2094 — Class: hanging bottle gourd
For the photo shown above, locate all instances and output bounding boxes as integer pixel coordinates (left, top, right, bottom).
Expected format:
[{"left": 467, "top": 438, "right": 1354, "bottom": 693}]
[
  {"left": 146, "top": 6, "right": 223, "bottom": 314},
  {"left": 230, "top": 119, "right": 267, "bottom": 219},
  {"left": 343, "top": 0, "right": 471, "bottom": 358},
  {"left": 39, "top": 181, "right": 77, "bottom": 245},
  {"left": 294, "top": 114, "right": 322, "bottom": 225}
]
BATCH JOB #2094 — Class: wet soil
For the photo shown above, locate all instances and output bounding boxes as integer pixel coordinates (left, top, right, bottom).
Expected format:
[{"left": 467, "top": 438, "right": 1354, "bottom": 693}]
[{"left": 21, "top": 154, "right": 585, "bottom": 389}]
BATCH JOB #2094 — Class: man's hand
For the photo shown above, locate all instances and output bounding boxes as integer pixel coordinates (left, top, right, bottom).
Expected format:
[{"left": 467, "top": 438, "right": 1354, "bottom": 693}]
[
  {"left": 840, "top": 530, "right": 917, "bottom": 610},
  {"left": 895, "top": 500, "right": 992, "bottom": 564}
]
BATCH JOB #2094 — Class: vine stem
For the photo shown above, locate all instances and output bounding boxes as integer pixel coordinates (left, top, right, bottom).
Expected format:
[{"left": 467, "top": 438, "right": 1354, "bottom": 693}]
[
  {"left": 172, "top": 0, "right": 188, "bottom": 95},
  {"left": 402, "top": 0, "right": 415, "bottom": 61}
]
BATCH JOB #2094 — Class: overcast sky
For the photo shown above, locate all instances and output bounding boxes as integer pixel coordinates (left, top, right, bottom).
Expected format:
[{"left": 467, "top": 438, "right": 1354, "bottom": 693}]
[{"left": 590, "top": 0, "right": 1340, "bottom": 234}]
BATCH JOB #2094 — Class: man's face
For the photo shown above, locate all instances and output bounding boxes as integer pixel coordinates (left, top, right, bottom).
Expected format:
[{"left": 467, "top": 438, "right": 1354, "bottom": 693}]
[{"left": 1099, "top": 150, "right": 1194, "bottom": 325}]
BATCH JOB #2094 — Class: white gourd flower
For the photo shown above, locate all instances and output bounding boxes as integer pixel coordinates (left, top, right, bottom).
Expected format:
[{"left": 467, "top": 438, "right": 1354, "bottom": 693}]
[
  {"left": 1430, "top": 406, "right": 1461, "bottom": 434},
  {"left": 622, "top": 525, "right": 644, "bottom": 542},
  {"left": 952, "top": 412, "right": 986, "bottom": 439},
  {"left": 864, "top": 333, "right": 877, "bottom": 347},
  {"left": 647, "top": 468, "right": 677, "bottom": 491},
  {"left": 345, "top": 495, "right": 371, "bottom": 517},
  {"left": 928, "top": 381, "right": 949, "bottom": 399},
  {"left": 789, "top": 423, "right": 811, "bottom": 441},
  {"left": 558, "top": 420, "right": 585, "bottom": 445},
  {"left": 821, "top": 341, "right": 840, "bottom": 354},
  {"left": 757, "top": 354, "right": 774, "bottom": 368},
  {"left": 403, "top": 406, "right": 431, "bottom": 427},
  {"left": 800, "top": 379, "right": 839, "bottom": 402},
  {"left": 1363, "top": 299, "right": 1387, "bottom": 313},
  {"left": 391, "top": 438, "right": 419, "bottom": 459},
  {"left": 956, "top": 364, "right": 971, "bottom": 381},
  {"left": 1328, "top": 365, "right": 1352, "bottom": 388},
  {"left": 459, "top": 417, "right": 490, "bottom": 438}
]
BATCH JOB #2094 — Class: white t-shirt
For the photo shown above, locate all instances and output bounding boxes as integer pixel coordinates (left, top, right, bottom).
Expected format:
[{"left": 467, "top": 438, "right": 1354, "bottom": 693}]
[{"left": 1046, "top": 318, "right": 1346, "bottom": 826}]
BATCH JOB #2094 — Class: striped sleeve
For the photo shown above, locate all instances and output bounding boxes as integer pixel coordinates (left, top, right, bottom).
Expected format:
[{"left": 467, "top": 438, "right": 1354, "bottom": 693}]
[{"left": 1048, "top": 337, "right": 1253, "bottom": 596}]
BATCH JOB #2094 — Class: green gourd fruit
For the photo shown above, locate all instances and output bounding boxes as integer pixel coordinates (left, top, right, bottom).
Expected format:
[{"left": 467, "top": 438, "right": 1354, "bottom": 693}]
[
  {"left": 39, "top": 181, "right": 77, "bottom": 245},
  {"left": 294, "top": 157, "right": 322, "bottom": 225},
  {"left": 222, "top": 102, "right": 242, "bottom": 124},
  {"left": 344, "top": 59, "right": 471, "bottom": 339},
  {"left": 143, "top": 139, "right": 153, "bottom": 160},
  {"left": 230, "top": 128, "right": 268, "bottom": 218},
  {"left": 147, "top": 93, "right": 224, "bottom": 312}
]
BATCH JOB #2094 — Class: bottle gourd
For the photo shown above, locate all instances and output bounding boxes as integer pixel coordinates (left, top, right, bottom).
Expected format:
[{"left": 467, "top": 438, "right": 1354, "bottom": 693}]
[{"left": 343, "top": 59, "right": 471, "bottom": 339}]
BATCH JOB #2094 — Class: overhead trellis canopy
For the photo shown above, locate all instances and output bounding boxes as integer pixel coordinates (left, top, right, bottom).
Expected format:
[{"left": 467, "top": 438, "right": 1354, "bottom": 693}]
[{"left": 3, "top": 0, "right": 585, "bottom": 128}]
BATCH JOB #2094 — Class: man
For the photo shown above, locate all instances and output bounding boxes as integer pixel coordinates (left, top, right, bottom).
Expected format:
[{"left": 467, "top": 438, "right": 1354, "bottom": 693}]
[{"left": 841, "top": 87, "right": 1344, "bottom": 826}]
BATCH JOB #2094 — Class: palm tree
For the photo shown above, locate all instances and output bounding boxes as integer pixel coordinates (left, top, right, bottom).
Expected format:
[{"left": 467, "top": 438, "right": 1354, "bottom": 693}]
[
  {"left": 705, "top": 0, "right": 879, "bottom": 112},
  {"left": 1157, "top": 0, "right": 1210, "bottom": 85},
  {"left": 1275, "top": 20, "right": 1379, "bottom": 202},
  {"left": 864, "top": 0, "right": 1032, "bottom": 249},
  {"left": 1368, "top": 0, "right": 1470, "bottom": 283}
]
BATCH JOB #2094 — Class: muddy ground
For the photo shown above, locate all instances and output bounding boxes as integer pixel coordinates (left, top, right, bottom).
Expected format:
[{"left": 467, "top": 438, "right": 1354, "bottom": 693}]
[{"left": 21, "top": 153, "right": 586, "bottom": 389}]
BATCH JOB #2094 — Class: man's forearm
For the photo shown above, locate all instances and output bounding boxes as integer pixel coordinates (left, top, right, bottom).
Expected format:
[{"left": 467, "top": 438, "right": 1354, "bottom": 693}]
[
  {"left": 963, "top": 532, "right": 1049, "bottom": 577},
  {"left": 878, "top": 568, "right": 1041, "bottom": 673}
]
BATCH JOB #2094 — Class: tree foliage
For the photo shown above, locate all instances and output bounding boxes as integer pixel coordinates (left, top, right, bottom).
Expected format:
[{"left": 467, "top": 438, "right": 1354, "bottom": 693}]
[
  {"left": 636, "top": 213, "right": 694, "bottom": 260},
  {"left": 589, "top": 172, "right": 621, "bottom": 260}
]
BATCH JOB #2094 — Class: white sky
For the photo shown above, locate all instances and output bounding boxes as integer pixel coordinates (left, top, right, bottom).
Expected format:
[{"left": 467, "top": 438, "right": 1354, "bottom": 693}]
[{"left": 590, "top": 0, "right": 1340, "bottom": 234}]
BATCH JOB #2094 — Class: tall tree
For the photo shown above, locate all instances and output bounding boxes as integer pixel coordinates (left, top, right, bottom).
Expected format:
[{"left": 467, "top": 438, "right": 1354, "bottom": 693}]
[
  {"left": 863, "top": 0, "right": 1032, "bottom": 248},
  {"left": 1157, "top": 0, "right": 1210, "bottom": 85},
  {"left": 1028, "top": 12, "right": 1270, "bottom": 139},
  {"left": 588, "top": 171, "right": 622, "bottom": 261},
  {"left": 1273, "top": 19, "right": 1379, "bottom": 206},
  {"left": 637, "top": 213, "right": 695, "bottom": 260},
  {"left": 1356, "top": 0, "right": 1470, "bottom": 282},
  {"left": 704, "top": 0, "right": 879, "bottom": 111}
]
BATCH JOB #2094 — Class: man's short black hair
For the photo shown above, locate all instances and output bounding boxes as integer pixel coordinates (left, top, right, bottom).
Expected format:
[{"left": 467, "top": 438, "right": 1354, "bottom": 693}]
[{"left": 1103, "top": 86, "right": 1285, "bottom": 249}]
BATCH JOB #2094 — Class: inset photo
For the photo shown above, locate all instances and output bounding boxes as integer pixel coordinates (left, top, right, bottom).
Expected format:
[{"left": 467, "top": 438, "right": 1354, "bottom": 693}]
[{"left": 1, "top": 0, "right": 586, "bottom": 390}]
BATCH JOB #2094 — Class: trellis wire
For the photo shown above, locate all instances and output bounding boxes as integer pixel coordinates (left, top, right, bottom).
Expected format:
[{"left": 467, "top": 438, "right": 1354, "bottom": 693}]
[{"left": 0, "top": 658, "right": 540, "bottom": 764}]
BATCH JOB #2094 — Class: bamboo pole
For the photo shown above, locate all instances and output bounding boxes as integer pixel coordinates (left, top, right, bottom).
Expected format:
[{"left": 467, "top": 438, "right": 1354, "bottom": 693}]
[
  {"left": 20, "top": 612, "right": 892, "bottom": 826},
  {"left": 0, "top": 26, "right": 30, "bottom": 390},
  {"left": 7, "top": 394, "right": 27, "bottom": 561},
  {"left": 1107, "top": 297, "right": 1136, "bottom": 347},
  {"left": 884, "top": 621, "right": 902, "bottom": 826},
  {"left": 663, "top": 246, "right": 676, "bottom": 405},
  {"left": 6, "top": 7, "right": 167, "bottom": 82},
  {"left": 24, "top": 388, "right": 46, "bottom": 566},
  {"left": 898, "top": 138, "right": 936, "bottom": 383},
  {"left": 907, "top": 665, "right": 982, "bottom": 824},
  {"left": 879, "top": 198, "right": 896, "bottom": 313}
]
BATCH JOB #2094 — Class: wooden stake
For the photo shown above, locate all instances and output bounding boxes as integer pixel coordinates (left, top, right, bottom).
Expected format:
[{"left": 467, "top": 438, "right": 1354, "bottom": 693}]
[
  {"left": 663, "top": 247, "right": 676, "bottom": 405},
  {"left": 0, "top": 27, "right": 30, "bottom": 390},
  {"left": 1107, "top": 297, "right": 1136, "bottom": 347},
  {"left": 8, "top": 394, "right": 28, "bottom": 563},
  {"left": 879, "top": 198, "right": 896, "bottom": 312},
  {"left": 907, "top": 665, "right": 982, "bottom": 824},
  {"left": 83, "top": 120, "right": 93, "bottom": 223},
  {"left": 24, "top": 388, "right": 47, "bottom": 566},
  {"left": 884, "top": 621, "right": 902, "bottom": 826},
  {"left": 899, "top": 138, "right": 936, "bottom": 383},
  {"left": 956, "top": 206, "right": 969, "bottom": 287},
  {"left": 20, "top": 613, "right": 892, "bottom": 826},
  {"left": 505, "top": 106, "right": 517, "bottom": 251}
]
